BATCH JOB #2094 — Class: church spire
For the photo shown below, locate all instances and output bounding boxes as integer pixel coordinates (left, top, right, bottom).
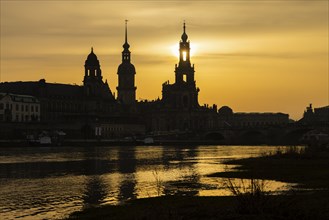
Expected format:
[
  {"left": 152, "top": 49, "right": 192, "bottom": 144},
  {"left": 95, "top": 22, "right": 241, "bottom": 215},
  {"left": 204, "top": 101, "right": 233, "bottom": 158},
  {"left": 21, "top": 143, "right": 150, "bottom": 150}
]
[
  {"left": 175, "top": 22, "right": 194, "bottom": 85},
  {"left": 122, "top": 20, "right": 131, "bottom": 62},
  {"left": 125, "top": 19, "right": 128, "bottom": 44},
  {"left": 181, "top": 21, "right": 188, "bottom": 42},
  {"left": 117, "top": 20, "right": 136, "bottom": 105}
]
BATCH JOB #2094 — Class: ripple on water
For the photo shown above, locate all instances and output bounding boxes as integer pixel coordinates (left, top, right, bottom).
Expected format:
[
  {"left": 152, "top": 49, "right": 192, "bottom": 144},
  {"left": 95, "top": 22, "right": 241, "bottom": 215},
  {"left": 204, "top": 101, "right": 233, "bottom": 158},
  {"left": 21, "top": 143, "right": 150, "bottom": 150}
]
[{"left": 0, "top": 145, "right": 300, "bottom": 219}]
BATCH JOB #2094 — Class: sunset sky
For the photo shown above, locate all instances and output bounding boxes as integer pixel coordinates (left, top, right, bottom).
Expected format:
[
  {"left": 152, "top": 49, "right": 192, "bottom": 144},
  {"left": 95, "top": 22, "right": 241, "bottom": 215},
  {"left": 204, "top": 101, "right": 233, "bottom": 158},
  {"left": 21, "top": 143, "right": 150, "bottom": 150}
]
[{"left": 1, "top": 1, "right": 328, "bottom": 119}]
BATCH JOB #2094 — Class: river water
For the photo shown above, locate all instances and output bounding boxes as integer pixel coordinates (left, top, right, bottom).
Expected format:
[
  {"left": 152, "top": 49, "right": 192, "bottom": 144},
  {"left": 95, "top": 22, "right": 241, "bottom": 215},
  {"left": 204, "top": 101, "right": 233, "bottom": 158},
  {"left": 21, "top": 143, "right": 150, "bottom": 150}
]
[{"left": 0, "top": 145, "right": 295, "bottom": 219}]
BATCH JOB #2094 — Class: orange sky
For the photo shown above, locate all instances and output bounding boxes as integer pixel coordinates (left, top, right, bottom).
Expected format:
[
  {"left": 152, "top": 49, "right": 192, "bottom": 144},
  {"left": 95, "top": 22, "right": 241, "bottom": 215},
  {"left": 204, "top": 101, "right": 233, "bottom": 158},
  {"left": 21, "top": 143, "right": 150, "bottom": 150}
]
[{"left": 1, "top": 1, "right": 328, "bottom": 120}]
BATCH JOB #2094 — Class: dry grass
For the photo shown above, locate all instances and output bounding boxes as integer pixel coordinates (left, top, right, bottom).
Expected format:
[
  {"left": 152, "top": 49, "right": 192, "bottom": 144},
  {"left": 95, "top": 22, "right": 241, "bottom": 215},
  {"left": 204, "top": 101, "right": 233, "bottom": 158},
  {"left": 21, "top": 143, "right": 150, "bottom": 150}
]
[
  {"left": 223, "top": 178, "right": 270, "bottom": 214},
  {"left": 152, "top": 169, "right": 164, "bottom": 197}
]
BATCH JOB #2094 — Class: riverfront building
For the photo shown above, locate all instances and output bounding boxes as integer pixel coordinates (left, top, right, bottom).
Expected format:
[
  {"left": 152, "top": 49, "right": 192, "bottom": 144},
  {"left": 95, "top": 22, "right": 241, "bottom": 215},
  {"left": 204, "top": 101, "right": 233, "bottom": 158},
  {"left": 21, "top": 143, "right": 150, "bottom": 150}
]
[
  {"left": 0, "top": 22, "right": 290, "bottom": 140},
  {"left": 0, "top": 93, "right": 40, "bottom": 122}
]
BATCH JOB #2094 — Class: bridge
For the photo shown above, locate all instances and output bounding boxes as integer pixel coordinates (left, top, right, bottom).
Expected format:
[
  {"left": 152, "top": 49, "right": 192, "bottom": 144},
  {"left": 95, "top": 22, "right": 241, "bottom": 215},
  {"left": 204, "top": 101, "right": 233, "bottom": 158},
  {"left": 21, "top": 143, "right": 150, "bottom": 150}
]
[{"left": 202, "top": 123, "right": 329, "bottom": 145}]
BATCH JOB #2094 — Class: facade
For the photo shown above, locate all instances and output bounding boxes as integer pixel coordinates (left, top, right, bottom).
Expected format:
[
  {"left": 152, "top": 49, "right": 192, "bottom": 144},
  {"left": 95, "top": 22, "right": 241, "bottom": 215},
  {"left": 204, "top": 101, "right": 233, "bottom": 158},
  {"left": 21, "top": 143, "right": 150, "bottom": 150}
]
[
  {"left": 217, "top": 106, "right": 289, "bottom": 128},
  {"left": 300, "top": 104, "right": 329, "bottom": 125},
  {"left": 0, "top": 93, "right": 40, "bottom": 122},
  {"left": 0, "top": 47, "right": 115, "bottom": 124},
  {"left": 0, "top": 46, "right": 142, "bottom": 138}
]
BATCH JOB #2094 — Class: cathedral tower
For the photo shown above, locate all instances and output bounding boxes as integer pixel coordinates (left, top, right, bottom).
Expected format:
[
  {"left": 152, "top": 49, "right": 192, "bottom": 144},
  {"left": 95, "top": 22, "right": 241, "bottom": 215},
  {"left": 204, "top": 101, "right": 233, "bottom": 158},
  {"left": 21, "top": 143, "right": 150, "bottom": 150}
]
[
  {"left": 162, "top": 22, "right": 199, "bottom": 110},
  {"left": 175, "top": 22, "right": 195, "bottom": 85},
  {"left": 117, "top": 20, "right": 136, "bottom": 105},
  {"left": 83, "top": 47, "right": 102, "bottom": 96}
]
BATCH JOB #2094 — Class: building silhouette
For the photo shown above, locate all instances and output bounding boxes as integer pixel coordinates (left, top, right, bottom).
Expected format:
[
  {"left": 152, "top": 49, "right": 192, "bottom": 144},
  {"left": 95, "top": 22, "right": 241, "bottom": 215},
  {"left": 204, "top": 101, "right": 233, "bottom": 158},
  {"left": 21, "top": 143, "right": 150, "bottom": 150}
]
[
  {"left": 299, "top": 104, "right": 329, "bottom": 126},
  {"left": 163, "top": 22, "right": 199, "bottom": 110},
  {"left": 0, "top": 22, "right": 292, "bottom": 140},
  {"left": 117, "top": 20, "right": 136, "bottom": 105},
  {"left": 83, "top": 47, "right": 114, "bottom": 100},
  {"left": 144, "top": 23, "right": 218, "bottom": 133}
]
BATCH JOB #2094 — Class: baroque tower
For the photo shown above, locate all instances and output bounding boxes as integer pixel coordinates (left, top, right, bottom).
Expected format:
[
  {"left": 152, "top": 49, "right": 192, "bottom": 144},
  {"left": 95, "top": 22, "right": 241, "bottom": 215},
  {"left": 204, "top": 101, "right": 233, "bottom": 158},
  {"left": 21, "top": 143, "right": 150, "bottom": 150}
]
[
  {"left": 83, "top": 47, "right": 114, "bottom": 100},
  {"left": 117, "top": 20, "right": 136, "bottom": 105},
  {"left": 175, "top": 22, "right": 195, "bottom": 85},
  {"left": 162, "top": 22, "right": 199, "bottom": 109}
]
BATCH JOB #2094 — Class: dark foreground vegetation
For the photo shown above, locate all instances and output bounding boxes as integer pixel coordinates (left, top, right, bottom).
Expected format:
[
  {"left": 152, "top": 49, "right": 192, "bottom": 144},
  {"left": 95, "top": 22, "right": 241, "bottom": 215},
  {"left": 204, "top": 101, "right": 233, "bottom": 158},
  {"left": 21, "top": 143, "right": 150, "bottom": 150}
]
[
  {"left": 68, "top": 193, "right": 329, "bottom": 220},
  {"left": 67, "top": 146, "right": 329, "bottom": 220}
]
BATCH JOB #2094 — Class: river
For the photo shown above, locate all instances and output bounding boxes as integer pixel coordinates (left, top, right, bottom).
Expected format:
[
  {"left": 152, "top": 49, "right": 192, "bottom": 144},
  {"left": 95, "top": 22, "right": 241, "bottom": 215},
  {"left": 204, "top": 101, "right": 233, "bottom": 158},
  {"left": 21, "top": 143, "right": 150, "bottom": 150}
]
[{"left": 0, "top": 145, "right": 295, "bottom": 219}]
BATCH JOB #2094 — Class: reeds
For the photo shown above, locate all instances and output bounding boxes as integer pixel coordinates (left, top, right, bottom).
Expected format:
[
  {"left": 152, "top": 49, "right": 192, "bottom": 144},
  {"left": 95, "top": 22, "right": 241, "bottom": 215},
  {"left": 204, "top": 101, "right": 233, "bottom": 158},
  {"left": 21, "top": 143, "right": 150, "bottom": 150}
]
[
  {"left": 152, "top": 169, "right": 164, "bottom": 197},
  {"left": 223, "top": 177, "right": 269, "bottom": 214}
]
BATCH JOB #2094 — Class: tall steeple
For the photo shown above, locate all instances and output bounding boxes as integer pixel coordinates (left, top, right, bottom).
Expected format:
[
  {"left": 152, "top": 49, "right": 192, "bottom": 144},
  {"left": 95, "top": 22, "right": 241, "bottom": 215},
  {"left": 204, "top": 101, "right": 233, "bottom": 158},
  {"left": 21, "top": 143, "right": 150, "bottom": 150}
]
[
  {"left": 117, "top": 20, "right": 136, "bottom": 105},
  {"left": 161, "top": 22, "right": 200, "bottom": 128},
  {"left": 175, "top": 22, "right": 194, "bottom": 84},
  {"left": 181, "top": 21, "right": 188, "bottom": 42},
  {"left": 122, "top": 20, "right": 131, "bottom": 62}
]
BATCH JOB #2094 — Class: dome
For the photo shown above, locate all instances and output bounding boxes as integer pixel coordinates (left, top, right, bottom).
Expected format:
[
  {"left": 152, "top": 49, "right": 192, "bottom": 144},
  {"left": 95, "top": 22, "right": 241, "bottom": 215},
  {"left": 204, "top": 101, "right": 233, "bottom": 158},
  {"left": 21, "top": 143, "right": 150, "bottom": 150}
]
[
  {"left": 218, "top": 106, "right": 233, "bottom": 115},
  {"left": 85, "top": 48, "right": 100, "bottom": 66},
  {"left": 118, "top": 63, "right": 136, "bottom": 74}
]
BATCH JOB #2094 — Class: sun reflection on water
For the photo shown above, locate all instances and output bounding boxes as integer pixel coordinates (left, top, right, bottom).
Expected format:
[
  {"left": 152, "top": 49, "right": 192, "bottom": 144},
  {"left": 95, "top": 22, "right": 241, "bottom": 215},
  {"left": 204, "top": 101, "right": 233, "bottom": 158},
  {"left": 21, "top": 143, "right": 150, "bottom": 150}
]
[{"left": 0, "top": 145, "right": 299, "bottom": 219}]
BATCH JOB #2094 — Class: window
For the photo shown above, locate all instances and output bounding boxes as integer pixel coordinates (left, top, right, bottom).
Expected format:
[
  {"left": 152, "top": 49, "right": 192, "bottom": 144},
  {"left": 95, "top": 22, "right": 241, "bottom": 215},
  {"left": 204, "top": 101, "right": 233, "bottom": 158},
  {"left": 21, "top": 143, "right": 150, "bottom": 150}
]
[
  {"left": 16, "top": 104, "right": 19, "bottom": 111},
  {"left": 182, "top": 51, "right": 187, "bottom": 61},
  {"left": 183, "top": 74, "right": 187, "bottom": 82},
  {"left": 31, "top": 106, "right": 34, "bottom": 112},
  {"left": 25, "top": 105, "right": 28, "bottom": 112},
  {"left": 0, "top": 103, "right": 3, "bottom": 110},
  {"left": 36, "top": 106, "right": 39, "bottom": 112}
]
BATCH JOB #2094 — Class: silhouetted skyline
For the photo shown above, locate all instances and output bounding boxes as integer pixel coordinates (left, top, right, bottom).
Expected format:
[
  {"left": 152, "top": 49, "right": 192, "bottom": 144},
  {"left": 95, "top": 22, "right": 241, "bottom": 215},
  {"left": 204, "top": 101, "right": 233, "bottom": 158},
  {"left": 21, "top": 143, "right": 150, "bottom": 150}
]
[{"left": 1, "top": 1, "right": 328, "bottom": 119}]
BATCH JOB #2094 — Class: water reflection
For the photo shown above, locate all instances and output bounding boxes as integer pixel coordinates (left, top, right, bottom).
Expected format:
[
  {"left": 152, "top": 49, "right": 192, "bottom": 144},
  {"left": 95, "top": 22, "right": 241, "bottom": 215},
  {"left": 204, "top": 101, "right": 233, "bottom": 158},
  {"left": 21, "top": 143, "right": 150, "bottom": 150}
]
[
  {"left": 118, "top": 147, "right": 137, "bottom": 201},
  {"left": 83, "top": 175, "right": 108, "bottom": 208},
  {"left": 163, "top": 147, "right": 200, "bottom": 196},
  {"left": 0, "top": 145, "right": 297, "bottom": 219}
]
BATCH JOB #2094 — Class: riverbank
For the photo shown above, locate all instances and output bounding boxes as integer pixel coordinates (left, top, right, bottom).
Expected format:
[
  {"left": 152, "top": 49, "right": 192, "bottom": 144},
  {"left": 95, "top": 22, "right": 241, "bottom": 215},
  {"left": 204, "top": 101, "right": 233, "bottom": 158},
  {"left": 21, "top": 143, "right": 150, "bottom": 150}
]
[
  {"left": 0, "top": 139, "right": 305, "bottom": 147},
  {"left": 67, "top": 192, "right": 329, "bottom": 220},
  {"left": 67, "top": 147, "right": 329, "bottom": 220},
  {"left": 208, "top": 147, "right": 329, "bottom": 189},
  {"left": 0, "top": 139, "right": 237, "bottom": 147}
]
